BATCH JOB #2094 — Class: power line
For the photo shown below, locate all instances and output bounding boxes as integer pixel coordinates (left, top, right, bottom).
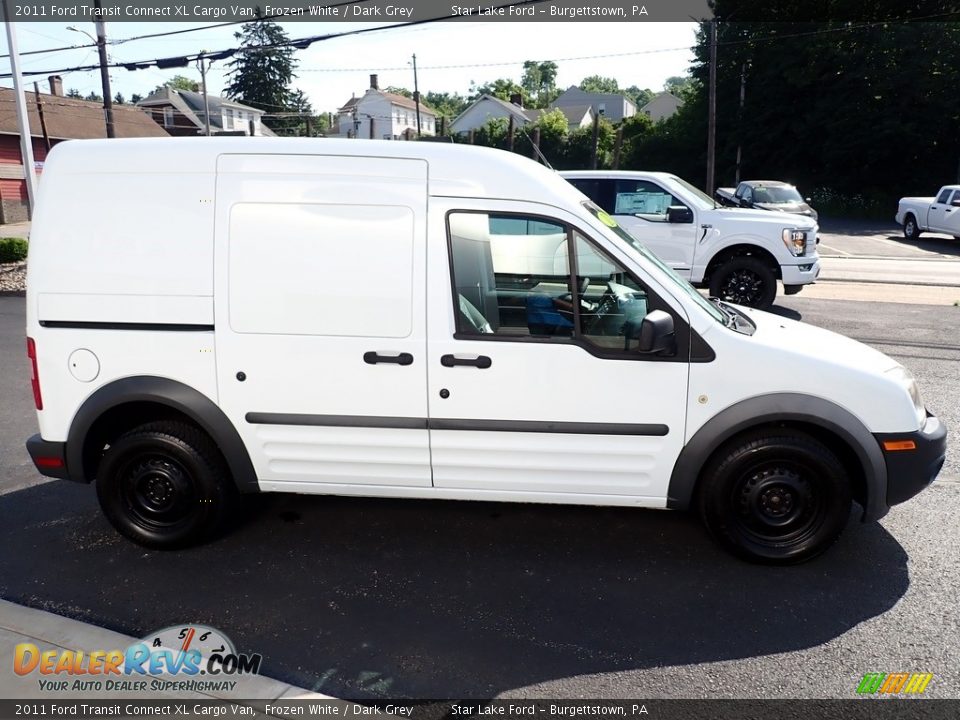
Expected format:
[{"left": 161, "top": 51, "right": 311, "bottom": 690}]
[{"left": 0, "top": 0, "right": 550, "bottom": 79}]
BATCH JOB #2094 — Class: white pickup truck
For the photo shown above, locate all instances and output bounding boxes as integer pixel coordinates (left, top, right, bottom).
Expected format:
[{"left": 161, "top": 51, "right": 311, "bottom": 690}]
[
  {"left": 896, "top": 185, "right": 960, "bottom": 240},
  {"left": 562, "top": 171, "right": 820, "bottom": 309}
]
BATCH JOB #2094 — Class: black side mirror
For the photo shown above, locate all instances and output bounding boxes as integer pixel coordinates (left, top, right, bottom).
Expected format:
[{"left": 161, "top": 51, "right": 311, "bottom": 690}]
[
  {"left": 632, "top": 310, "right": 676, "bottom": 354},
  {"left": 740, "top": 199, "right": 753, "bottom": 208},
  {"left": 667, "top": 205, "right": 693, "bottom": 224}
]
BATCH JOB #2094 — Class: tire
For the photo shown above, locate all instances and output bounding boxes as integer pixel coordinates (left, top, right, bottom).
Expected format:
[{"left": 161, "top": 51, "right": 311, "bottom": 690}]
[
  {"left": 697, "top": 430, "right": 852, "bottom": 564},
  {"left": 903, "top": 214, "right": 921, "bottom": 241},
  {"left": 708, "top": 256, "right": 777, "bottom": 310},
  {"left": 95, "top": 421, "right": 236, "bottom": 549}
]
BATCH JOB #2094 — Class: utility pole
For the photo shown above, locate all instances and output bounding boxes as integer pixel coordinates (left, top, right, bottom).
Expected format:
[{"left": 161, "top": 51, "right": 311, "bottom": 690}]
[
  {"left": 33, "top": 83, "right": 51, "bottom": 153},
  {"left": 197, "top": 53, "right": 211, "bottom": 136},
  {"left": 734, "top": 63, "right": 746, "bottom": 184},
  {"left": 94, "top": 0, "right": 115, "bottom": 138},
  {"left": 706, "top": 19, "right": 717, "bottom": 196},
  {"left": 3, "top": 12, "right": 37, "bottom": 216},
  {"left": 411, "top": 54, "right": 422, "bottom": 138}
]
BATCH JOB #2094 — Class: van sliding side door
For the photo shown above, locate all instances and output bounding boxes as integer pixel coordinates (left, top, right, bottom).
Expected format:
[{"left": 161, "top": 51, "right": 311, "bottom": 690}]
[{"left": 214, "top": 154, "right": 432, "bottom": 492}]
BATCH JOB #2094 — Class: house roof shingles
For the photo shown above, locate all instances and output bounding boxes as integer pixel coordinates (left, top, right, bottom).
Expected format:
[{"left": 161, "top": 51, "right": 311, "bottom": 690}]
[{"left": 0, "top": 87, "right": 168, "bottom": 140}]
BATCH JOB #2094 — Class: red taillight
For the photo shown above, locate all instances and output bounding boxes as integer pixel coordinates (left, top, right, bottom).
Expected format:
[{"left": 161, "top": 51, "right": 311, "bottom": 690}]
[
  {"left": 26, "top": 337, "right": 42, "bottom": 410},
  {"left": 35, "top": 457, "right": 63, "bottom": 468}
]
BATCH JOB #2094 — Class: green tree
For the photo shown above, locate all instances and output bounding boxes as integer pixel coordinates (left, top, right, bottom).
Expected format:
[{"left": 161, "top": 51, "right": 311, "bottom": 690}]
[
  {"left": 385, "top": 86, "right": 412, "bottom": 98},
  {"left": 84, "top": 91, "right": 102, "bottom": 103},
  {"left": 624, "top": 85, "right": 654, "bottom": 109},
  {"left": 521, "top": 60, "right": 559, "bottom": 108},
  {"left": 113, "top": 92, "right": 125, "bottom": 105},
  {"left": 66, "top": 89, "right": 82, "bottom": 99},
  {"left": 468, "top": 78, "right": 530, "bottom": 106},
  {"left": 225, "top": 20, "right": 298, "bottom": 129},
  {"left": 424, "top": 91, "right": 469, "bottom": 122},
  {"left": 663, "top": 75, "right": 696, "bottom": 99},
  {"left": 579, "top": 75, "right": 620, "bottom": 94},
  {"left": 150, "top": 75, "right": 200, "bottom": 95}
]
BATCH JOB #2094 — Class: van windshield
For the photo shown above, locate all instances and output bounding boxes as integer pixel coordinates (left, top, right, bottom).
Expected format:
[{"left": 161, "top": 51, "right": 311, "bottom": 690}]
[{"left": 582, "top": 202, "right": 726, "bottom": 324}]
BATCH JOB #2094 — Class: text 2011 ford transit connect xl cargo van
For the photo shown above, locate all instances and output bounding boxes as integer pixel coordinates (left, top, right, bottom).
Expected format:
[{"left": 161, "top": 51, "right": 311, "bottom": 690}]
[{"left": 25, "top": 139, "right": 946, "bottom": 564}]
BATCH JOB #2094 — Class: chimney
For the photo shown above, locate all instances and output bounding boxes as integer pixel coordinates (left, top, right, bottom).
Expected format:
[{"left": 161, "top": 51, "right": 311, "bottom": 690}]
[
  {"left": 48, "top": 75, "right": 63, "bottom": 97},
  {"left": 510, "top": 93, "right": 523, "bottom": 108},
  {"left": 370, "top": 74, "right": 379, "bottom": 90}
]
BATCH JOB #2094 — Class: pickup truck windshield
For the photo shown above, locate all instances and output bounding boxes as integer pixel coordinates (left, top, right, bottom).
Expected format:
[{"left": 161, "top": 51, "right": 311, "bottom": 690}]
[
  {"left": 583, "top": 202, "right": 726, "bottom": 325},
  {"left": 667, "top": 176, "right": 717, "bottom": 210},
  {"left": 754, "top": 186, "right": 803, "bottom": 204}
]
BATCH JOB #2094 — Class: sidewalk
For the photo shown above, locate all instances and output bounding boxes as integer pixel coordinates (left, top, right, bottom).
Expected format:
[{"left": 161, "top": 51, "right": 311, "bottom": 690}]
[
  {"left": 0, "top": 599, "right": 329, "bottom": 702},
  {"left": 0, "top": 222, "right": 30, "bottom": 239}
]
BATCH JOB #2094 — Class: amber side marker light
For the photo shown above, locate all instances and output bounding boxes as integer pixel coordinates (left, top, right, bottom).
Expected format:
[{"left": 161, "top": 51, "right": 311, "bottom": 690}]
[{"left": 883, "top": 440, "right": 917, "bottom": 452}]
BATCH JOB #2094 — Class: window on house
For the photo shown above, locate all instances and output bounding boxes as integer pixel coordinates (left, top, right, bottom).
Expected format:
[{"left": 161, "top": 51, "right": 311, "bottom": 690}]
[
  {"left": 224, "top": 110, "right": 234, "bottom": 130},
  {"left": 163, "top": 107, "right": 174, "bottom": 128}
]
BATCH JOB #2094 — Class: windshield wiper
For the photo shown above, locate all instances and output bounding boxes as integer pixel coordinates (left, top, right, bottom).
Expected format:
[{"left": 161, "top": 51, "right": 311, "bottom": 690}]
[{"left": 708, "top": 297, "right": 736, "bottom": 327}]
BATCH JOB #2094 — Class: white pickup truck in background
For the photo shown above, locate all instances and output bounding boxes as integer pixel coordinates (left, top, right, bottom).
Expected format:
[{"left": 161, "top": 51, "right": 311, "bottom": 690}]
[
  {"left": 562, "top": 170, "right": 820, "bottom": 309},
  {"left": 896, "top": 185, "right": 960, "bottom": 240}
]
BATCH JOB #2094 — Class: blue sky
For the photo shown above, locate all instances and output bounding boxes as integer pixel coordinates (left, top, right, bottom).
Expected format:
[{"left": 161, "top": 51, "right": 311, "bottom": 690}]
[{"left": 3, "top": 21, "right": 697, "bottom": 112}]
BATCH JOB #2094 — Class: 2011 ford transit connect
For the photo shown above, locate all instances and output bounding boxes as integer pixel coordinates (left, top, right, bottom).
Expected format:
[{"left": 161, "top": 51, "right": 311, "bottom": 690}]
[{"left": 25, "top": 139, "right": 946, "bottom": 564}]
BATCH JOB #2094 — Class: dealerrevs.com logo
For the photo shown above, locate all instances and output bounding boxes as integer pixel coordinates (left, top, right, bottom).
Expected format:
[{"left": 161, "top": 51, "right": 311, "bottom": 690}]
[{"left": 14, "top": 625, "right": 262, "bottom": 693}]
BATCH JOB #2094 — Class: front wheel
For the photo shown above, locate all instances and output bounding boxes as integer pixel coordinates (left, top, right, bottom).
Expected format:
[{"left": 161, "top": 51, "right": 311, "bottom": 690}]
[
  {"left": 903, "top": 215, "right": 921, "bottom": 241},
  {"left": 708, "top": 256, "right": 777, "bottom": 309},
  {"left": 698, "top": 431, "right": 852, "bottom": 564},
  {"left": 96, "top": 421, "right": 236, "bottom": 549}
]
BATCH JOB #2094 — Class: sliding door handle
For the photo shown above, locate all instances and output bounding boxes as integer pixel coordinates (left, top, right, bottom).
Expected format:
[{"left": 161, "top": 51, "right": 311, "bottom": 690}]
[
  {"left": 364, "top": 351, "right": 414, "bottom": 366},
  {"left": 441, "top": 354, "right": 492, "bottom": 369}
]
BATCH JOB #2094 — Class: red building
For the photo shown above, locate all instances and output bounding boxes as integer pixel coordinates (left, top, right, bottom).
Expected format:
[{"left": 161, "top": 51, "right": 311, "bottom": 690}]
[{"left": 0, "top": 75, "right": 168, "bottom": 223}]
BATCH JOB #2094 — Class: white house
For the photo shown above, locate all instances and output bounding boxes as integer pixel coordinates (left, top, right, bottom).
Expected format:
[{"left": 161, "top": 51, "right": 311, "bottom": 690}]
[
  {"left": 450, "top": 94, "right": 533, "bottom": 134},
  {"left": 640, "top": 92, "right": 683, "bottom": 122},
  {"left": 337, "top": 75, "right": 437, "bottom": 139},
  {"left": 551, "top": 86, "right": 636, "bottom": 124}
]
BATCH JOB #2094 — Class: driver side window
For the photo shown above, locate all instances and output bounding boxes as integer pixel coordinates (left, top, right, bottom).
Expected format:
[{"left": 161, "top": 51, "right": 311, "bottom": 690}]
[{"left": 573, "top": 233, "right": 649, "bottom": 352}]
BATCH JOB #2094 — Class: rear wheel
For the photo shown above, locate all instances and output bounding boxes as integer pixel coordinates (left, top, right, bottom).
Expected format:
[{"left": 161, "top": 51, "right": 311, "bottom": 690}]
[
  {"left": 698, "top": 430, "right": 852, "bottom": 564},
  {"left": 903, "top": 215, "right": 921, "bottom": 240},
  {"left": 95, "top": 421, "right": 236, "bottom": 549},
  {"left": 708, "top": 256, "right": 777, "bottom": 309}
]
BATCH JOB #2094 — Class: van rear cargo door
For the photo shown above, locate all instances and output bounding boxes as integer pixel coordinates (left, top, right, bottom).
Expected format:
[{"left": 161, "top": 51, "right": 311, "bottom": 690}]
[{"left": 214, "top": 153, "right": 431, "bottom": 491}]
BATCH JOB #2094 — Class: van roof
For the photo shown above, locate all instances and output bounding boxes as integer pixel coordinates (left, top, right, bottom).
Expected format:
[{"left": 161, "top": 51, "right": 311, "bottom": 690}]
[{"left": 43, "top": 137, "right": 586, "bottom": 206}]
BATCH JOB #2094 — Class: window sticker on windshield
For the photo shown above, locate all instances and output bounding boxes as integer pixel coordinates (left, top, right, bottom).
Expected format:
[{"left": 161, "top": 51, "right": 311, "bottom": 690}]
[
  {"left": 615, "top": 192, "right": 670, "bottom": 215},
  {"left": 595, "top": 209, "right": 618, "bottom": 228}
]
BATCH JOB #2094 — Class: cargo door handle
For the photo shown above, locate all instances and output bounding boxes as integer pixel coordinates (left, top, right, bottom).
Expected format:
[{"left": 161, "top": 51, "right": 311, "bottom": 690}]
[
  {"left": 364, "top": 351, "right": 413, "bottom": 366},
  {"left": 441, "top": 354, "right": 492, "bottom": 369}
]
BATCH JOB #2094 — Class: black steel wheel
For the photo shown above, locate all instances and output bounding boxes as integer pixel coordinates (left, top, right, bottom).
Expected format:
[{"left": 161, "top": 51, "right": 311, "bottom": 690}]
[
  {"left": 96, "top": 421, "right": 236, "bottom": 549},
  {"left": 698, "top": 430, "right": 852, "bottom": 564},
  {"left": 708, "top": 256, "right": 777, "bottom": 309}
]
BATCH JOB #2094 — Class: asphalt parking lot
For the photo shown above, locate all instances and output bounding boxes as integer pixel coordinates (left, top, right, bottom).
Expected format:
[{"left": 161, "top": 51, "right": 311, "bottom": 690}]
[{"left": 1, "top": 222, "right": 959, "bottom": 700}]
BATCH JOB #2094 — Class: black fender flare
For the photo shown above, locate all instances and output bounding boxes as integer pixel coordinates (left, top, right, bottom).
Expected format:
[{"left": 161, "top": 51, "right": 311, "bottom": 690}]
[
  {"left": 66, "top": 376, "right": 259, "bottom": 493},
  {"left": 667, "top": 393, "right": 888, "bottom": 522}
]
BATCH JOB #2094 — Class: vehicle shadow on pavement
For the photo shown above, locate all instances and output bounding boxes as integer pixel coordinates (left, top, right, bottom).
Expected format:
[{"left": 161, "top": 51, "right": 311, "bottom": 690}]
[
  {"left": 767, "top": 304, "right": 802, "bottom": 320},
  {"left": 0, "top": 481, "right": 909, "bottom": 699}
]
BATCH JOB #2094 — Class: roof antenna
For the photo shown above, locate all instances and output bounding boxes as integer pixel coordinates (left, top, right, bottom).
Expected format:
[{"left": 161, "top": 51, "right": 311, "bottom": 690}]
[{"left": 518, "top": 126, "right": 553, "bottom": 171}]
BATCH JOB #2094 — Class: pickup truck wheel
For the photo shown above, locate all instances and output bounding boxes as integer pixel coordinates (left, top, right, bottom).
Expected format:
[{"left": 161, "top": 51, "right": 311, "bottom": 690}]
[
  {"left": 903, "top": 215, "right": 921, "bottom": 240},
  {"left": 95, "top": 421, "right": 236, "bottom": 549},
  {"left": 698, "top": 431, "right": 852, "bottom": 564},
  {"left": 708, "top": 257, "right": 777, "bottom": 309}
]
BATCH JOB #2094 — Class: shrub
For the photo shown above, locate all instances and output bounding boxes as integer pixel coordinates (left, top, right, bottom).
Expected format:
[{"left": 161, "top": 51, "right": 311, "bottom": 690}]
[{"left": 0, "top": 237, "right": 28, "bottom": 263}]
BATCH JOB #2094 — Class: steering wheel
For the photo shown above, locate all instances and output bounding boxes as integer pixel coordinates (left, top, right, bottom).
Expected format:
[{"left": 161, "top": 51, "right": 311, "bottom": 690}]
[{"left": 584, "top": 282, "right": 617, "bottom": 335}]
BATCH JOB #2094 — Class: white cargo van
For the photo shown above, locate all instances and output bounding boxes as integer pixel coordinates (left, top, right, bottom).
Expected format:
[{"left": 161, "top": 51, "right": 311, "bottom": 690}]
[
  {"left": 25, "top": 139, "right": 945, "bottom": 564},
  {"left": 561, "top": 170, "right": 821, "bottom": 309}
]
